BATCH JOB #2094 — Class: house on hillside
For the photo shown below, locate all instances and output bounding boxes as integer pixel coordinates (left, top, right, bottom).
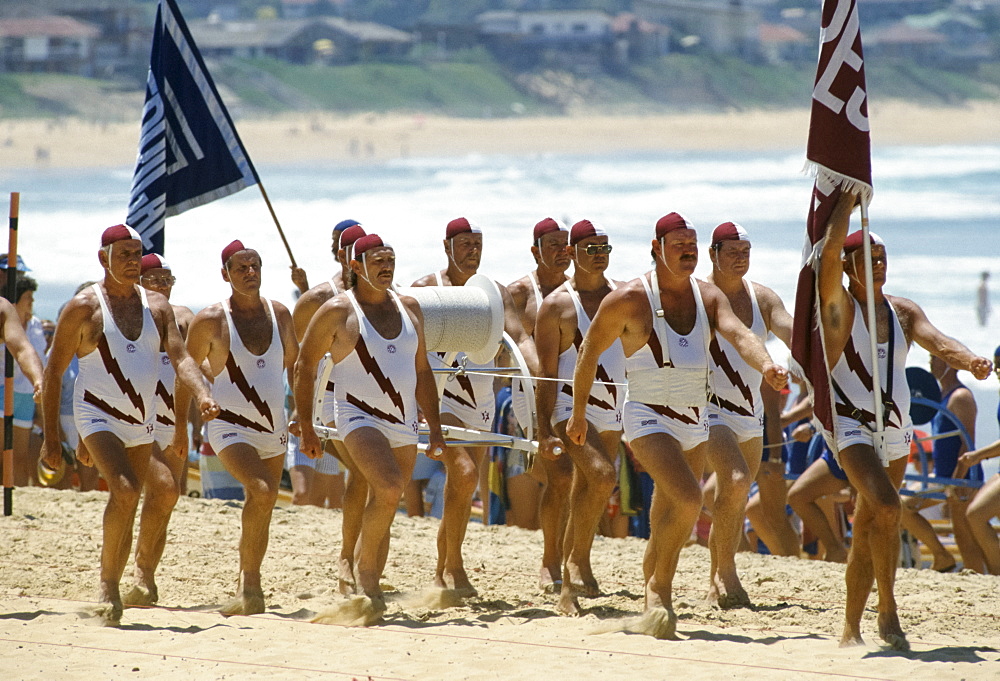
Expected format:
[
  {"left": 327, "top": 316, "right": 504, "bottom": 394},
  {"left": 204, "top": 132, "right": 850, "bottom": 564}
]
[
  {"left": 866, "top": 21, "right": 946, "bottom": 66},
  {"left": 0, "top": 15, "right": 101, "bottom": 75},
  {"left": 187, "top": 16, "right": 412, "bottom": 64},
  {"left": 476, "top": 10, "right": 614, "bottom": 71},
  {"left": 758, "top": 22, "right": 811, "bottom": 64},
  {"left": 610, "top": 12, "right": 671, "bottom": 63},
  {"left": 634, "top": 0, "right": 762, "bottom": 60}
]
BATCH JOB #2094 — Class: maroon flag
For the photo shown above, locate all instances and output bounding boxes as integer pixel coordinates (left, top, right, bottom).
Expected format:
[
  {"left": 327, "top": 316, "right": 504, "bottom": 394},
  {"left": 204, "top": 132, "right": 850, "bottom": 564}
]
[{"left": 791, "top": 0, "right": 873, "bottom": 446}]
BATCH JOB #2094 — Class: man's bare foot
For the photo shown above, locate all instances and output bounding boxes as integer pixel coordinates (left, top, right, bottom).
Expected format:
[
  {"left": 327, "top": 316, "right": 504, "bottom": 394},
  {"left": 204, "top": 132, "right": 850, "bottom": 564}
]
[
  {"left": 122, "top": 583, "right": 157, "bottom": 608},
  {"left": 95, "top": 582, "right": 123, "bottom": 626},
  {"left": 338, "top": 557, "right": 357, "bottom": 596},
  {"left": 439, "top": 567, "right": 478, "bottom": 598},
  {"left": 839, "top": 623, "right": 865, "bottom": 647},
  {"left": 565, "top": 560, "right": 600, "bottom": 597},
  {"left": 221, "top": 583, "right": 266, "bottom": 617},
  {"left": 708, "top": 574, "right": 751, "bottom": 609},
  {"left": 626, "top": 606, "right": 678, "bottom": 640},
  {"left": 931, "top": 555, "right": 957, "bottom": 573},
  {"left": 539, "top": 565, "right": 561, "bottom": 594},
  {"left": 878, "top": 612, "right": 910, "bottom": 651},
  {"left": 556, "top": 585, "right": 582, "bottom": 616},
  {"left": 823, "top": 545, "right": 848, "bottom": 563}
]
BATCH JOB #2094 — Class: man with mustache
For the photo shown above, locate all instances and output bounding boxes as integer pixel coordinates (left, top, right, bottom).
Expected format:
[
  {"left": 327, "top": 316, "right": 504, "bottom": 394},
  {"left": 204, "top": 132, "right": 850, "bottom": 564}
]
[{"left": 568, "top": 213, "right": 787, "bottom": 638}]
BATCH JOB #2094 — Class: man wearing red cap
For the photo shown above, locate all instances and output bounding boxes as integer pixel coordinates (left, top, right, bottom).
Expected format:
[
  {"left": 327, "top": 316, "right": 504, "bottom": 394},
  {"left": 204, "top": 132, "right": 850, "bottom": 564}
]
[
  {"left": 700, "top": 221, "right": 797, "bottom": 607},
  {"left": 815, "top": 192, "right": 992, "bottom": 649},
  {"left": 411, "top": 217, "right": 538, "bottom": 596},
  {"left": 295, "top": 234, "right": 445, "bottom": 621},
  {"left": 113, "top": 254, "right": 201, "bottom": 606},
  {"left": 568, "top": 213, "right": 787, "bottom": 638},
  {"left": 506, "top": 218, "right": 570, "bottom": 558},
  {"left": 535, "top": 219, "right": 625, "bottom": 615},
  {"left": 174, "top": 240, "right": 298, "bottom": 616},
  {"left": 40, "top": 224, "right": 219, "bottom": 625},
  {"left": 291, "top": 222, "right": 368, "bottom": 593}
]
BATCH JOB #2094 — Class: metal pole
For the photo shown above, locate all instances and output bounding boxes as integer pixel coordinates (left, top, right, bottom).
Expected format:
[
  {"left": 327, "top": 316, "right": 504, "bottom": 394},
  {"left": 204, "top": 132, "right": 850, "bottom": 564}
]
[
  {"left": 859, "top": 198, "right": 885, "bottom": 460},
  {"left": 4, "top": 192, "right": 19, "bottom": 515},
  {"left": 257, "top": 182, "right": 297, "bottom": 268}
]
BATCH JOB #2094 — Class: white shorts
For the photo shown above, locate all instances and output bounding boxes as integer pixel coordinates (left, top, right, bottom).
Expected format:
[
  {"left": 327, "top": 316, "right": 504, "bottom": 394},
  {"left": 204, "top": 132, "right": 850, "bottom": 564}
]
[
  {"left": 706, "top": 403, "right": 764, "bottom": 443},
  {"left": 553, "top": 391, "right": 623, "bottom": 434},
  {"left": 441, "top": 391, "right": 495, "bottom": 432},
  {"left": 833, "top": 416, "right": 911, "bottom": 464},
  {"left": 623, "top": 401, "right": 709, "bottom": 452},
  {"left": 285, "top": 433, "right": 340, "bottom": 475},
  {"left": 319, "top": 389, "right": 337, "bottom": 430},
  {"left": 74, "top": 399, "right": 155, "bottom": 449},
  {"left": 335, "top": 401, "right": 419, "bottom": 449},
  {"left": 153, "top": 418, "right": 174, "bottom": 449},
  {"left": 206, "top": 419, "right": 287, "bottom": 460}
]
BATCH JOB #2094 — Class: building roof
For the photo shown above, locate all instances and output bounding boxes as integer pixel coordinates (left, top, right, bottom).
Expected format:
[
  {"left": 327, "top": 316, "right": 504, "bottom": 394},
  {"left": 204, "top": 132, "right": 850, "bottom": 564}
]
[
  {"left": 187, "top": 17, "right": 411, "bottom": 50},
  {"left": 610, "top": 12, "right": 670, "bottom": 35},
  {"left": 868, "top": 22, "right": 946, "bottom": 45},
  {"left": 0, "top": 15, "right": 101, "bottom": 38},
  {"left": 759, "top": 22, "right": 809, "bottom": 44}
]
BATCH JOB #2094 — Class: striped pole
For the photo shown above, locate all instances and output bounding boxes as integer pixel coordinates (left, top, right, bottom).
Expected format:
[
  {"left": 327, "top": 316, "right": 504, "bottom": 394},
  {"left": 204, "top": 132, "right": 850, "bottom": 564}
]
[{"left": 4, "top": 192, "right": 18, "bottom": 516}]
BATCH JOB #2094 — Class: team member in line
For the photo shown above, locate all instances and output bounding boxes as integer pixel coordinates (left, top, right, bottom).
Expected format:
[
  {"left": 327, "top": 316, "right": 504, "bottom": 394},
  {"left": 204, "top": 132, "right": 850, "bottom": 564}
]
[
  {"left": 174, "top": 240, "right": 298, "bottom": 616},
  {"left": 41, "top": 224, "right": 218, "bottom": 625},
  {"left": 568, "top": 213, "right": 787, "bottom": 638}
]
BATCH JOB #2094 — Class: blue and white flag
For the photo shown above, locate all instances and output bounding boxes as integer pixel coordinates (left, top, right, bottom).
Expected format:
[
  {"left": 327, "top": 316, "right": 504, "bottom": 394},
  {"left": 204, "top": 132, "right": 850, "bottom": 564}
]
[{"left": 127, "top": 0, "right": 258, "bottom": 254}]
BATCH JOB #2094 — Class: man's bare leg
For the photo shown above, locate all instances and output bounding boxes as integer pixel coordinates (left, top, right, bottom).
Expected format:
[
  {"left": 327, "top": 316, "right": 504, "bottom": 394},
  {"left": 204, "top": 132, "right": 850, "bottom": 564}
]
[
  {"left": 330, "top": 435, "right": 367, "bottom": 595},
  {"left": 838, "top": 448, "right": 908, "bottom": 650},
  {"left": 750, "top": 459, "right": 801, "bottom": 557},
  {"left": 216, "top": 443, "right": 284, "bottom": 616},
  {"left": 629, "top": 433, "right": 706, "bottom": 639},
  {"left": 84, "top": 432, "right": 154, "bottom": 625},
  {"left": 949, "top": 496, "right": 985, "bottom": 573},
  {"left": 704, "top": 427, "right": 758, "bottom": 608},
  {"left": 788, "top": 458, "right": 851, "bottom": 562},
  {"left": 557, "top": 425, "right": 619, "bottom": 615},
  {"left": 966, "top": 474, "right": 1000, "bottom": 574},
  {"left": 899, "top": 501, "right": 955, "bottom": 571},
  {"left": 435, "top": 414, "right": 486, "bottom": 595},
  {"left": 504, "top": 469, "right": 541, "bottom": 530},
  {"left": 343, "top": 428, "right": 416, "bottom": 613},
  {"left": 126, "top": 442, "right": 186, "bottom": 606},
  {"left": 536, "top": 440, "right": 573, "bottom": 592}
]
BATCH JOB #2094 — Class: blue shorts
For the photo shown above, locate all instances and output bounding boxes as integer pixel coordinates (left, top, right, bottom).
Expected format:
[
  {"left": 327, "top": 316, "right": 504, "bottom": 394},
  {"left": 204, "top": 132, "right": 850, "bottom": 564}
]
[
  {"left": 820, "top": 441, "right": 848, "bottom": 482},
  {"left": 412, "top": 451, "right": 444, "bottom": 481},
  {"left": 0, "top": 387, "right": 37, "bottom": 428}
]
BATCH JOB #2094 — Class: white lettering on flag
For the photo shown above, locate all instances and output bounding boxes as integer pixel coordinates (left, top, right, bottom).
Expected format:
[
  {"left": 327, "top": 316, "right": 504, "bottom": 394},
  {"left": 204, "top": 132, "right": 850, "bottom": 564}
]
[{"left": 812, "top": 0, "right": 869, "bottom": 132}]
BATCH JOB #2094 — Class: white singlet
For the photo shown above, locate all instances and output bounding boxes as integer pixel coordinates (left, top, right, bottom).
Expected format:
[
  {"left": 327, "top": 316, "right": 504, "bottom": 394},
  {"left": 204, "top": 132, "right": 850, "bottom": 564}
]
[
  {"left": 318, "top": 276, "right": 343, "bottom": 426},
  {"left": 206, "top": 298, "right": 288, "bottom": 459},
  {"left": 434, "top": 271, "right": 496, "bottom": 431},
  {"left": 830, "top": 299, "right": 913, "bottom": 463},
  {"left": 706, "top": 279, "right": 767, "bottom": 442},
  {"left": 333, "top": 289, "right": 419, "bottom": 448},
  {"left": 73, "top": 284, "right": 159, "bottom": 448},
  {"left": 623, "top": 272, "right": 711, "bottom": 451},
  {"left": 552, "top": 279, "right": 625, "bottom": 433}
]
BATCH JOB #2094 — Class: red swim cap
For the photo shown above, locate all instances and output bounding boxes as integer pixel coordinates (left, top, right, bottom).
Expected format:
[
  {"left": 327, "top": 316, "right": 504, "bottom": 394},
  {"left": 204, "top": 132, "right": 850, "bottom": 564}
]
[
  {"left": 711, "top": 221, "right": 750, "bottom": 246},
  {"left": 533, "top": 217, "right": 567, "bottom": 242},
  {"left": 221, "top": 240, "right": 247, "bottom": 266},
  {"left": 353, "top": 234, "right": 389, "bottom": 259},
  {"left": 570, "top": 219, "right": 607, "bottom": 245},
  {"left": 446, "top": 217, "right": 481, "bottom": 239},
  {"left": 340, "top": 225, "right": 366, "bottom": 250},
  {"left": 843, "top": 230, "right": 884, "bottom": 256},
  {"left": 141, "top": 254, "right": 171, "bottom": 273},
  {"left": 101, "top": 224, "right": 141, "bottom": 247},
  {"left": 655, "top": 213, "right": 694, "bottom": 239}
]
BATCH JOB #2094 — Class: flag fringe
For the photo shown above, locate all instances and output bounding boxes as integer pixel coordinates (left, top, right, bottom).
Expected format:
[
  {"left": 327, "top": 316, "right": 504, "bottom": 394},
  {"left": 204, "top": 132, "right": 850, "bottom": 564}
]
[{"left": 802, "top": 161, "right": 873, "bottom": 205}]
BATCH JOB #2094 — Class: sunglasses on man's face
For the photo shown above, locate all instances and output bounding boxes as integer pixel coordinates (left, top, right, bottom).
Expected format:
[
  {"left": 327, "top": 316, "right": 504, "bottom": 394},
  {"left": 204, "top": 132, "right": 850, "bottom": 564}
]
[{"left": 582, "top": 244, "right": 613, "bottom": 255}]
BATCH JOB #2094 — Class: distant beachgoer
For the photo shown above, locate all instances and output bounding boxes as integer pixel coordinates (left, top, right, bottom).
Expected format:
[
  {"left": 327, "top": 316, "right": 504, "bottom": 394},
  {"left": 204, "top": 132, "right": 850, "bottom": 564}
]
[
  {"left": 701, "top": 221, "right": 796, "bottom": 606},
  {"left": 173, "top": 240, "right": 297, "bottom": 616},
  {"left": 295, "top": 234, "right": 445, "bottom": 621},
  {"left": 40, "top": 224, "right": 218, "bottom": 625},
  {"left": 291, "top": 222, "right": 366, "bottom": 590},
  {"left": 976, "top": 271, "right": 990, "bottom": 327},
  {"left": 507, "top": 218, "right": 570, "bottom": 574},
  {"left": 534, "top": 219, "right": 625, "bottom": 615},
  {"left": 813, "top": 191, "right": 992, "bottom": 650},
  {"left": 121, "top": 254, "right": 200, "bottom": 606},
  {"left": 411, "top": 218, "right": 538, "bottom": 597},
  {"left": 568, "top": 212, "right": 787, "bottom": 638}
]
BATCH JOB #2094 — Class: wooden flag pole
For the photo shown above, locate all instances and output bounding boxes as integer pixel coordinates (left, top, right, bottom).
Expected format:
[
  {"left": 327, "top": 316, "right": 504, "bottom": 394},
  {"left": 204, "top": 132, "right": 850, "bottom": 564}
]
[
  {"left": 859, "top": 198, "right": 886, "bottom": 460},
  {"left": 257, "top": 182, "right": 297, "bottom": 268},
  {"left": 4, "top": 192, "right": 19, "bottom": 516}
]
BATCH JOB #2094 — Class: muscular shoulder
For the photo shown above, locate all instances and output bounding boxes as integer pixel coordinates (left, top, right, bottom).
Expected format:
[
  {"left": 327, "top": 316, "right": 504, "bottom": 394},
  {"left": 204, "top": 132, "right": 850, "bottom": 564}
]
[
  {"left": 536, "top": 284, "right": 572, "bottom": 320},
  {"left": 411, "top": 272, "right": 439, "bottom": 287},
  {"left": 397, "top": 293, "right": 425, "bottom": 323},
  {"left": 191, "top": 302, "right": 225, "bottom": 328},
  {"left": 603, "top": 279, "right": 649, "bottom": 316},
  {"left": 506, "top": 275, "right": 531, "bottom": 303},
  {"left": 296, "top": 281, "right": 335, "bottom": 309},
  {"left": 317, "top": 293, "right": 354, "bottom": 323},
  {"left": 750, "top": 281, "right": 785, "bottom": 312},
  {"left": 885, "top": 294, "right": 922, "bottom": 337}
]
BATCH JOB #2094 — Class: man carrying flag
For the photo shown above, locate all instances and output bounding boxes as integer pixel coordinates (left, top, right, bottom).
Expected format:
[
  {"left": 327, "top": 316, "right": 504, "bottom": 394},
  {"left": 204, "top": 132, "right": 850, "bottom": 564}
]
[{"left": 793, "top": 0, "right": 992, "bottom": 650}]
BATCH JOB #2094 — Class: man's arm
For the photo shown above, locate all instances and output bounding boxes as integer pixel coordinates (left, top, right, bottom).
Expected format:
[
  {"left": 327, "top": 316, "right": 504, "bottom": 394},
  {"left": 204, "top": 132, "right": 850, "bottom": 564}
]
[
  {"left": 273, "top": 301, "right": 299, "bottom": 397},
  {"left": 902, "top": 298, "right": 993, "bottom": 380},
  {"left": 817, "top": 190, "right": 856, "bottom": 316},
  {"left": 39, "top": 299, "right": 88, "bottom": 469},
  {"left": 0, "top": 299, "right": 43, "bottom": 396},
  {"left": 533, "top": 292, "right": 569, "bottom": 459},
  {"left": 757, "top": 284, "right": 794, "bottom": 348},
  {"left": 294, "top": 300, "right": 344, "bottom": 459},
  {"left": 406, "top": 298, "right": 445, "bottom": 459},
  {"left": 707, "top": 284, "right": 787, "bottom": 391},
  {"left": 292, "top": 286, "right": 324, "bottom": 341},
  {"left": 498, "top": 283, "right": 539, "bottom": 375},
  {"left": 171, "top": 309, "right": 219, "bottom": 455}
]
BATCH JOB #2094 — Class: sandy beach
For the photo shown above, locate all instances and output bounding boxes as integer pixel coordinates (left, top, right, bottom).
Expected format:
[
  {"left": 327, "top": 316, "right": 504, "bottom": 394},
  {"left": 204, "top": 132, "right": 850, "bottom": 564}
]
[
  {"left": 0, "top": 487, "right": 997, "bottom": 680},
  {"left": 1, "top": 100, "right": 998, "bottom": 170}
]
